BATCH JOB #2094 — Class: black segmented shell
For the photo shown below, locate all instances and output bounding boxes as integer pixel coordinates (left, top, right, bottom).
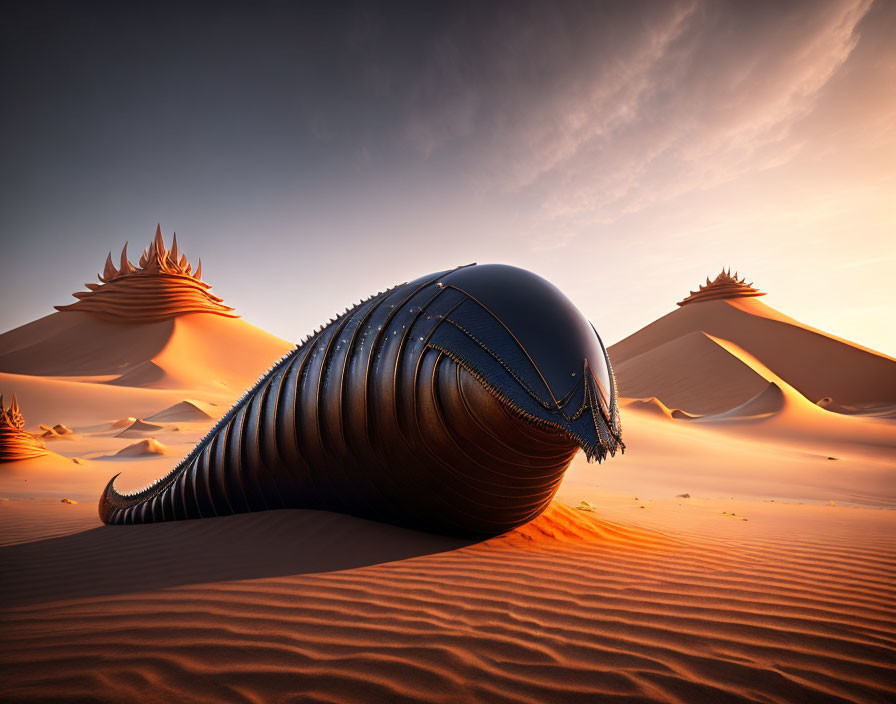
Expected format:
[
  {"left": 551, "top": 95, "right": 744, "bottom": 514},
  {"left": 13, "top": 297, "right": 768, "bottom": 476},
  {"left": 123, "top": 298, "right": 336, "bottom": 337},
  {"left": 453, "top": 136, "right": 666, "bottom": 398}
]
[{"left": 99, "top": 264, "right": 623, "bottom": 537}]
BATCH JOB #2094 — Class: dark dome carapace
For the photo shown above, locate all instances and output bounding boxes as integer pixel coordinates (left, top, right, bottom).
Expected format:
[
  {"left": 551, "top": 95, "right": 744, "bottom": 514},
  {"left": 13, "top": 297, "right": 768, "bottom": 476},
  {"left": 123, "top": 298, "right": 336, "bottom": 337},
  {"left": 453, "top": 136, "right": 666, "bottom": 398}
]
[
  {"left": 99, "top": 264, "right": 623, "bottom": 537},
  {"left": 440, "top": 264, "right": 615, "bottom": 414}
]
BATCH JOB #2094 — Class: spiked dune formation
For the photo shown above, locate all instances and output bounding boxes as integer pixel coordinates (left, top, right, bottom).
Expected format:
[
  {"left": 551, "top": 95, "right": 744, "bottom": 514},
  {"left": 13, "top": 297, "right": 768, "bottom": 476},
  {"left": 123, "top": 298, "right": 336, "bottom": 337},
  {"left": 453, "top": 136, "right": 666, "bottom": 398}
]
[
  {"left": 0, "top": 394, "right": 48, "bottom": 462},
  {"left": 55, "top": 225, "right": 237, "bottom": 323},
  {"left": 611, "top": 270, "right": 896, "bottom": 415},
  {"left": 677, "top": 268, "right": 766, "bottom": 306}
]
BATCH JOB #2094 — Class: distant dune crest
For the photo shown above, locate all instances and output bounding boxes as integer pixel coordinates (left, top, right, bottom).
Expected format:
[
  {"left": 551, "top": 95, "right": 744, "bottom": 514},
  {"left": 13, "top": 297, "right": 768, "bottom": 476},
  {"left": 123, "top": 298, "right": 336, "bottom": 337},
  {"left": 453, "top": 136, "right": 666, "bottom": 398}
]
[
  {"left": 677, "top": 268, "right": 766, "bottom": 306},
  {"left": 54, "top": 224, "right": 237, "bottom": 323}
]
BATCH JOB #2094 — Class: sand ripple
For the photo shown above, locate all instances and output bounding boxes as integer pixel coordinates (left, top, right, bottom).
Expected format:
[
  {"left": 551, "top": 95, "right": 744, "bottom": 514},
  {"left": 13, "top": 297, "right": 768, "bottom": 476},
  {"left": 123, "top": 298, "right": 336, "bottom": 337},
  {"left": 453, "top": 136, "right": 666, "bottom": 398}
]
[{"left": 1, "top": 503, "right": 894, "bottom": 703}]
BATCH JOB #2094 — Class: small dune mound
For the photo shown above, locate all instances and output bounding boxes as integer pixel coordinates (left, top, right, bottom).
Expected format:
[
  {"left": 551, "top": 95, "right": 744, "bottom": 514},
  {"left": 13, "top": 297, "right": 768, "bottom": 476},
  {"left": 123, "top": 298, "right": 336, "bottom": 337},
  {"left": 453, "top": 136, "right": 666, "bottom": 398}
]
[
  {"left": 39, "top": 424, "right": 74, "bottom": 439},
  {"left": 60, "top": 498, "right": 78, "bottom": 504},
  {"left": 115, "top": 439, "right": 167, "bottom": 457},
  {"left": 623, "top": 397, "right": 698, "bottom": 420},
  {"left": 145, "top": 400, "right": 215, "bottom": 422},
  {"left": 105, "top": 360, "right": 189, "bottom": 389},
  {"left": 115, "top": 419, "right": 165, "bottom": 438},
  {"left": 111, "top": 417, "right": 137, "bottom": 429}
]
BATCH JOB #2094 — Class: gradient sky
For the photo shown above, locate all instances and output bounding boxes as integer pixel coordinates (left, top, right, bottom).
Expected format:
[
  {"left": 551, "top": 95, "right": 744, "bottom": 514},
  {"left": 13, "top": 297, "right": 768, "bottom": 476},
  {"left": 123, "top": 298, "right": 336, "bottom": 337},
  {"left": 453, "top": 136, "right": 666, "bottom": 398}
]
[{"left": 2, "top": 0, "right": 894, "bottom": 355}]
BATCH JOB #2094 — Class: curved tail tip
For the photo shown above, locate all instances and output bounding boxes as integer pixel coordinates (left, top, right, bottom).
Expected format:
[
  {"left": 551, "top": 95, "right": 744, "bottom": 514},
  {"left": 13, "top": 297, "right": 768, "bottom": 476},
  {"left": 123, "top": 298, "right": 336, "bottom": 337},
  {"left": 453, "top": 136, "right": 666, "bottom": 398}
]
[{"left": 98, "top": 473, "right": 121, "bottom": 525}]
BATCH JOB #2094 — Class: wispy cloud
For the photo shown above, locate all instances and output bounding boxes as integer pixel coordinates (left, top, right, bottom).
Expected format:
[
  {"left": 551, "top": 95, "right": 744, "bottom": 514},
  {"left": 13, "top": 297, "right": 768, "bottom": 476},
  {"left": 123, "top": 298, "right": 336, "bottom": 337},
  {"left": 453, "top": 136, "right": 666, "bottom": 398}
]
[{"left": 402, "top": 0, "right": 874, "bottom": 224}]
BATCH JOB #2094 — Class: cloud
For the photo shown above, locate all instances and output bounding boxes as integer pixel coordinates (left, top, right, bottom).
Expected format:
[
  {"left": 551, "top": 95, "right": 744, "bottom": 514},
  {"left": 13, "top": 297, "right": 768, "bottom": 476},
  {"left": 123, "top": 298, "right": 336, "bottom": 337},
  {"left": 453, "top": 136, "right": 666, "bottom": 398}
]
[{"left": 401, "top": 0, "right": 875, "bottom": 225}]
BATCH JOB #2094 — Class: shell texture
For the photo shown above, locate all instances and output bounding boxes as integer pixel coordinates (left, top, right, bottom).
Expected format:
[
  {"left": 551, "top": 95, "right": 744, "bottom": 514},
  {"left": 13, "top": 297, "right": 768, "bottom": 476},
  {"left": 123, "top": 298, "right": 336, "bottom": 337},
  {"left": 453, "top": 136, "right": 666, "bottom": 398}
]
[{"left": 99, "top": 264, "right": 623, "bottom": 537}]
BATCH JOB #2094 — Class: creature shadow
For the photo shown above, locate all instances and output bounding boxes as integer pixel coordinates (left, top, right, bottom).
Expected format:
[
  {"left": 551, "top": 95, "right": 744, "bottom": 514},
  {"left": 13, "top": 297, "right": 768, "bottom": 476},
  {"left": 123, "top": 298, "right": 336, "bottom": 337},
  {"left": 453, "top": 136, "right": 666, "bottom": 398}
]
[{"left": 0, "top": 509, "right": 475, "bottom": 606}]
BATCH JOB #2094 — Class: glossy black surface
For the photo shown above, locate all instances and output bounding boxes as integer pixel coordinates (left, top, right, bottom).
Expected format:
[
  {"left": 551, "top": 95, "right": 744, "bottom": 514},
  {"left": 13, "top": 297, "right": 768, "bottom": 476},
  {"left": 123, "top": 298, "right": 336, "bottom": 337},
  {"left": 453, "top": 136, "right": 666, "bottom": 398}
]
[
  {"left": 443, "top": 264, "right": 614, "bottom": 411},
  {"left": 100, "top": 264, "right": 623, "bottom": 537}
]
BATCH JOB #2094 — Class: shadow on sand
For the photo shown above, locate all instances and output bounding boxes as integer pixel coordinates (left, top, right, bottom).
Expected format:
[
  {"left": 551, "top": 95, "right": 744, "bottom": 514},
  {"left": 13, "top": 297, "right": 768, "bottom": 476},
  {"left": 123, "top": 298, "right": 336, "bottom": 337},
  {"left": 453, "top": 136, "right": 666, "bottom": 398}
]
[{"left": 0, "top": 509, "right": 474, "bottom": 606}]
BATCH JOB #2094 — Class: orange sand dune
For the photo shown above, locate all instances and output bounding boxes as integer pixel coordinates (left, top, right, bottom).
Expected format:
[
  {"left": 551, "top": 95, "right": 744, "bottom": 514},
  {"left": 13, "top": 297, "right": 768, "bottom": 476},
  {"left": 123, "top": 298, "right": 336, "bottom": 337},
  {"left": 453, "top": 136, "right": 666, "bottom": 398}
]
[
  {"left": 1, "top": 500, "right": 893, "bottom": 704},
  {"left": 614, "top": 332, "right": 769, "bottom": 414},
  {"left": 683, "top": 336, "right": 896, "bottom": 451},
  {"left": 622, "top": 397, "right": 696, "bottom": 420},
  {"left": 145, "top": 399, "right": 214, "bottom": 422},
  {"left": 114, "top": 419, "right": 164, "bottom": 437},
  {"left": 0, "top": 311, "right": 292, "bottom": 392},
  {"left": 0, "top": 372, "right": 220, "bottom": 427},
  {"left": 113, "top": 438, "right": 167, "bottom": 457},
  {"left": 39, "top": 423, "right": 74, "bottom": 438},
  {"left": 610, "top": 297, "right": 896, "bottom": 413},
  {"left": 705, "top": 381, "right": 785, "bottom": 420}
]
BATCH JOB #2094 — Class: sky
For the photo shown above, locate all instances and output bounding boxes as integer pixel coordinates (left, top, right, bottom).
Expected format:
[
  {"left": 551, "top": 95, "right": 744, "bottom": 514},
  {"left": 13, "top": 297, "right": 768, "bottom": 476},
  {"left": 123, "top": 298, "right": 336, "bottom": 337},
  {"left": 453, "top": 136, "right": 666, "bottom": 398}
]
[{"left": 2, "top": 0, "right": 894, "bottom": 356}]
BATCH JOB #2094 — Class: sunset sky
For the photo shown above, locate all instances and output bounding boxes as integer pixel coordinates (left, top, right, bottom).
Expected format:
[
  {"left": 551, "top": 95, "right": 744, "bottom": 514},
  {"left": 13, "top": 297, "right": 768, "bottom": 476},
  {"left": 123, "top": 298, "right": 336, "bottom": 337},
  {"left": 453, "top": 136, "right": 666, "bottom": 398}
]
[{"left": 2, "top": 0, "right": 894, "bottom": 355}]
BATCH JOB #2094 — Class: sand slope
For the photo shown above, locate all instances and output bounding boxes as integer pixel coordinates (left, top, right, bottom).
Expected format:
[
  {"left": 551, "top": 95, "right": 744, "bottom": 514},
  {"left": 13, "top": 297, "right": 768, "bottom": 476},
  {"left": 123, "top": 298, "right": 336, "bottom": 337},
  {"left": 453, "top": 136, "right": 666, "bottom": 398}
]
[
  {"left": 0, "top": 311, "right": 292, "bottom": 392},
  {"left": 609, "top": 297, "right": 896, "bottom": 414},
  {"left": 114, "top": 438, "right": 167, "bottom": 457},
  {"left": 613, "top": 332, "right": 769, "bottom": 415},
  {"left": 115, "top": 419, "right": 164, "bottom": 437},
  {"left": 145, "top": 400, "right": 214, "bottom": 422},
  {"left": 1, "top": 501, "right": 893, "bottom": 704}
]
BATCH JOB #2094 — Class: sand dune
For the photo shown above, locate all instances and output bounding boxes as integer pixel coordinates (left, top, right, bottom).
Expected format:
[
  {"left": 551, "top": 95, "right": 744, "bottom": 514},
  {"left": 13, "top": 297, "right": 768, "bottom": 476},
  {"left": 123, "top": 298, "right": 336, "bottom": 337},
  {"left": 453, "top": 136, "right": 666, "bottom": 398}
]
[
  {"left": 614, "top": 331, "right": 769, "bottom": 415},
  {"left": 0, "top": 311, "right": 174, "bottom": 377},
  {"left": 682, "top": 337, "right": 896, "bottom": 451},
  {"left": 1, "top": 501, "right": 893, "bottom": 703},
  {"left": 0, "top": 311, "right": 292, "bottom": 392},
  {"left": 144, "top": 399, "right": 214, "bottom": 422},
  {"left": 700, "top": 381, "right": 785, "bottom": 420},
  {"left": 610, "top": 297, "right": 896, "bottom": 413},
  {"left": 616, "top": 335, "right": 895, "bottom": 452},
  {"left": 39, "top": 423, "right": 74, "bottom": 438},
  {"left": 622, "top": 397, "right": 696, "bottom": 420},
  {"left": 113, "top": 439, "right": 167, "bottom": 457},
  {"left": 114, "top": 419, "right": 164, "bottom": 437},
  {"left": 0, "top": 372, "right": 198, "bottom": 428},
  {"left": 0, "top": 315, "right": 282, "bottom": 467}
]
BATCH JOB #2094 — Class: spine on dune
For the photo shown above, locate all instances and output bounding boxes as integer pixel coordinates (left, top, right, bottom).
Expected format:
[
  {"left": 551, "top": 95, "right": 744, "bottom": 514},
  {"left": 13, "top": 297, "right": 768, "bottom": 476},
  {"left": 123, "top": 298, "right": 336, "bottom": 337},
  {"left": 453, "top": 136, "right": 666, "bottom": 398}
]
[
  {"left": 99, "top": 264, "right": 623, "bottom": 537},
  {"left": 0, "top": 394, "right": 48, "bottom": 462}
]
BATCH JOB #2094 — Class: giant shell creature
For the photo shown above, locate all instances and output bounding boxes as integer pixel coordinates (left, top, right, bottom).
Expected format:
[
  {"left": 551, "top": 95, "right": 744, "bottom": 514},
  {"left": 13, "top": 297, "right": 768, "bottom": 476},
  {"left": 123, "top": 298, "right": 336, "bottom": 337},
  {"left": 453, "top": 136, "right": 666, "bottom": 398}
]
[{"left": 99, "top": 264, "right": 623, "bottom": 537}]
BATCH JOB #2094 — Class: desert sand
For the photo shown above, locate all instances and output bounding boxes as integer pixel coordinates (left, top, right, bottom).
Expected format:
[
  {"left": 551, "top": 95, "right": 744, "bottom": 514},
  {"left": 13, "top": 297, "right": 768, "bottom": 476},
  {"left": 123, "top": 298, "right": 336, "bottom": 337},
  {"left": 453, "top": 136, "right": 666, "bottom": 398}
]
[
  {"left": 1, "top": 266, "right": 894, "bottom": 703},
  {"left": 1, "top": 492, "right": 893, "bottom": 703}
]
